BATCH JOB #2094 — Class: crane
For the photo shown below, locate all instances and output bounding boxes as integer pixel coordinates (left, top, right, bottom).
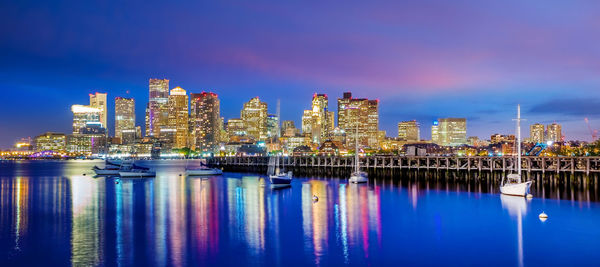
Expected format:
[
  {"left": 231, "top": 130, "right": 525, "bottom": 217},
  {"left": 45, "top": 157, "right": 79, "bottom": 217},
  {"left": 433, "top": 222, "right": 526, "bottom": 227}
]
[{"left": 584, "top": 117, "right": 598, "bottom": 142}]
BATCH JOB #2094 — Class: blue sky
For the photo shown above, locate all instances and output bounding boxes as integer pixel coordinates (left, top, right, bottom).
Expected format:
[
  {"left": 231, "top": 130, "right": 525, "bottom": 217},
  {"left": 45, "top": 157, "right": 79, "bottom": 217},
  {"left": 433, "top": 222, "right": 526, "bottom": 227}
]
[{"left": 1, "top": 0, "right": 600, "bottom": 147}]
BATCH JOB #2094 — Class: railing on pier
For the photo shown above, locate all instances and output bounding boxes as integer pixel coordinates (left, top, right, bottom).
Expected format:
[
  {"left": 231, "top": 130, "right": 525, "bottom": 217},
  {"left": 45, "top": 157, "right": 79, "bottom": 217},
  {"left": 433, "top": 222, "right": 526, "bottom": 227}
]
[{"left": 207, "top": 156, "right": 600, "bottom": 175}]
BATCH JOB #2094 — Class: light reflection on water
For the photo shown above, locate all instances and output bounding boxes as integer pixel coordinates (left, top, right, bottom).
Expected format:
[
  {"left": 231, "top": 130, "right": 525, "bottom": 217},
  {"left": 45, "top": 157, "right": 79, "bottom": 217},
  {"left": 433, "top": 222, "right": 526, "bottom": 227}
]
[{"left": 0, "top": 160, "right": 599, "bottom": 266}]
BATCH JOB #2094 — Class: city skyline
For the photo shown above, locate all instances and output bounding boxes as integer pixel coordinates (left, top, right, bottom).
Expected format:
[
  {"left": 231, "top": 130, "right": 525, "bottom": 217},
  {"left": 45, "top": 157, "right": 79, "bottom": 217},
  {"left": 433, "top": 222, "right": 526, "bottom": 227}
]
[{"left": 2, "top": 1, "right": 600, "bottom": 147}]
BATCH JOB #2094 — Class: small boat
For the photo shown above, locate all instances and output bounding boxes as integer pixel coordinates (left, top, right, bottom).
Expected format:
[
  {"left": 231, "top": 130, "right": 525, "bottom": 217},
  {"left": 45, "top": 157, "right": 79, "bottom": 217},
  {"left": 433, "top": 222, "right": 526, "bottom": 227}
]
[
  {"left": 93, "top": 159, "right": 130, "bottom": 175},
  {"left": 268, "top": 156, "right": 292, "bottom": 188},
  {"left": 119, "top": 163, "right": 155, "bottom": 178},
  {"left": 186, "top": 167, "right": 223, "bottom": 176},
  {"left": 349, "top": 122, "right": 368, "bottom": 184},
  {"left": 500, "top": 105, "right": 532, "bottom": 197},
  {"left": 92, "top": 165, "right": 120, "bottom": 175}
]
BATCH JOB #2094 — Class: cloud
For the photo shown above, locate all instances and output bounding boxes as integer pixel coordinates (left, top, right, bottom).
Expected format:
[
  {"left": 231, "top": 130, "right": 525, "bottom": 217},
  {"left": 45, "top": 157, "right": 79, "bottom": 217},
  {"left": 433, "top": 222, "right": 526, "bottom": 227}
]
[{"left": 529, "top": 98, "right": 600, "bottom": 117}]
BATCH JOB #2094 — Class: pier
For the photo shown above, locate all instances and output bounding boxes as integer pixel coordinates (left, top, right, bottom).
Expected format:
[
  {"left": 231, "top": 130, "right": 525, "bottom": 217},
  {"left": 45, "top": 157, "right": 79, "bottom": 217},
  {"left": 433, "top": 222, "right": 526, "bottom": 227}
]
[{"left": 208, "top": 156, "right": 600, "bottom": 186}]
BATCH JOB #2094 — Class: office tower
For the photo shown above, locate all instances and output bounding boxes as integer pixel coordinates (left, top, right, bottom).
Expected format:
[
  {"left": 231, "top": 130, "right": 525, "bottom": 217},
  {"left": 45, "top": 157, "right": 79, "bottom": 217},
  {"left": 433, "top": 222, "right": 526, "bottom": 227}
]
[
  {"left": 398, "top": 120, "right": 420, "bottom": 142},
  {"left": 302, "top": 110, "right": 312, "bottom": 135},
  {"left": 71, "top": 105, "right": 101, "bottom": 134},
  {"left": 546, "top": 123, "right": 562, "bottom": 143},
  {"left": 306, "top": 93, "right": 331, "bottom": 144},
  {"left": 89, "top": 92, "right": 107, "bottom": 130},
  {"left": 328, "top": 111, "right": 335, "bottom": 130},
  {"left": 226, "top": 118, "right": 246, "bottom": 139},
  {"left": 115, "top": 97, "right": 136, "bottom": 144},
  {"left": 436, "top": 118, "right": 467, "bottom": 146},
  {"left": 241, "top": 97, "right": 268, "bottom": 141},
  {"left": 190, "top": 92, "right": 220, "bottom": 151},
  {"left": 168, "top": 87, "right": 189, "bottom": 148},
  {"left": 529, "top": 123, "right": 545, "bottom": 143},
  {"left": 146, "top": 78, "right": 170, "bottom": 137},
  {"left": 266, "top": 114, "right": 279, "bottom": 139},
  {"left": 337, "top": 92, "right": 379, "bottom": 148},
  {"left": 282, "top": 120, "right": 299, "bottom": 137},
  {"left": 431, "top": 121, "right": 439, "bottom": 144}
]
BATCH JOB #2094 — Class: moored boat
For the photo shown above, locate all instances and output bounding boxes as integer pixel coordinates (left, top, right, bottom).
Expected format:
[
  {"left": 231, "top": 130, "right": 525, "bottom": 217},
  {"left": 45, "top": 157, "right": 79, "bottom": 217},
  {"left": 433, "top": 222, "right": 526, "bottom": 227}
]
[
  {"left": 500, "top": 105, "right": 532, "bottom": 197},
  {"left": 186, "top": 167, "right": 223, "bottom": 176},
  {"left": 268, "top": 156, "right": 292, "bottom": 188}
]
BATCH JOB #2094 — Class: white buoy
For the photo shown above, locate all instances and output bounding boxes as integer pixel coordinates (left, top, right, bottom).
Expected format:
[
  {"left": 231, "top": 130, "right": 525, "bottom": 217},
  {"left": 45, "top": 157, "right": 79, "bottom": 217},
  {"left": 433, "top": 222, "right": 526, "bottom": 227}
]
[
  {"left": 526, "top": 194, "right": 533, "bottom": 199},
  {"left": 539, "top": 211, "right": 548, "bottom": 222},
  {"left": 312, "top": 195, "right": 319, "bottom": 202}
]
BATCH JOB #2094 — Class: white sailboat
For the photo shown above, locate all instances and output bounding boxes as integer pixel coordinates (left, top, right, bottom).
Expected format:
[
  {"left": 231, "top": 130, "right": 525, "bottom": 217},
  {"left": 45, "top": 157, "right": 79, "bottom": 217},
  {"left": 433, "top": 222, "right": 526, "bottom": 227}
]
[
  {"left": 500, "top": 104, "right": 532, "bottom": 196},
  {"left": 268, "top": 155, "right": 292, "bottom": 188},
  {"left": 349, "top": 122, "right": 367, "bottom": 183},
  {"left": 185, "top": 159, "right": 223, "bottom": 176}
]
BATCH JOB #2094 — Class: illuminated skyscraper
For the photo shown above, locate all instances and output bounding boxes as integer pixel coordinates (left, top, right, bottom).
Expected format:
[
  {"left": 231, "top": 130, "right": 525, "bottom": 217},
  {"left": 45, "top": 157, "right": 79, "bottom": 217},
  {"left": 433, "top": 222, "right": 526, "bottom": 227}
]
[
  {"left": 398, "top": 120, "right": 420, "bottom": 142},
  {"left": 431, "top": 121, "right": 439, "bottom": 144},
  {"left": 266, "top": 114, "right": 279, "bottom": 139},
  {"left": 190, "top": 92, "right": 220, "bottom": 151},
  {"left": 168, "top": 87, "right": 189, "bottom": 148},
  {"left": 241, "top": 97, "right": 268, "bottom": 141},
  {"left": 302, "top": 110, "right": 312, "bottom": 136},
  {"left": 115, "top": 97, "right": 135, "bottom": 144},
  {"left": 337, "top": 92, "right": 379, "bottom": 148},
  {"left": 529, "top": 123, "right": 545, "bottom": 143},
  {"left": 89, "top": 92, "right": 107, "bottom": 130},
  {"left": 436, "top": 118, "right": 467, "bottom": 146},
  {"left": 71, "top": 105, "right": 102, "bottom": 134},
  {"left": 305, "top": 94, "right": 332, "bottom": 144},
  {"left": 546, "top": 123, "right": 562, "bottom": 143},
  {"left": 146, "top": 78, "right": 169, "bottom": 137}
]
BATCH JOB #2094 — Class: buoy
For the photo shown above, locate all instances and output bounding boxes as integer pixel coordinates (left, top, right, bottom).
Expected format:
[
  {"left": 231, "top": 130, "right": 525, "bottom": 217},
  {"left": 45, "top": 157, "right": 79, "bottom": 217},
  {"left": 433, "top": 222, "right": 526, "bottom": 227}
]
[
  {"left": 83, "top": 173, "right": 86, "bottom": 176},
  {"left": 526, "top": 194, "right": 533, "bottom": 199},
  {"left": 312, "top": 195, "right": 319, "bottom": 202},
  {"left": 539, "top": 211, "right": 548, "bottom": 222}
]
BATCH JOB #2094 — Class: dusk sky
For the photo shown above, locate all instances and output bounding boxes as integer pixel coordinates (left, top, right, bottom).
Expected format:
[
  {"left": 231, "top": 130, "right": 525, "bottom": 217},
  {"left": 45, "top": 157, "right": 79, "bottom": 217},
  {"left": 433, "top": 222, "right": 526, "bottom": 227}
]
[{"left": 2, "top": 0, "right": 600, "bottom": 148}]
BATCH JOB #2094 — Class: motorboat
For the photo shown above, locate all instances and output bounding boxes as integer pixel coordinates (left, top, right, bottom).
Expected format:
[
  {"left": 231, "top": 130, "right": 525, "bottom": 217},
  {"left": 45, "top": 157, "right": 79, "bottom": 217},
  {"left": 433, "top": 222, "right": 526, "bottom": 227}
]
[
  {"left": 500, "top": 105, "right": 533, "bottom": 197},
  {"left": 93, "top": 159, "right": 130, "bottom": 175},
  {"left": 119, "top": 163, "right": 155, "bottom": 178}
]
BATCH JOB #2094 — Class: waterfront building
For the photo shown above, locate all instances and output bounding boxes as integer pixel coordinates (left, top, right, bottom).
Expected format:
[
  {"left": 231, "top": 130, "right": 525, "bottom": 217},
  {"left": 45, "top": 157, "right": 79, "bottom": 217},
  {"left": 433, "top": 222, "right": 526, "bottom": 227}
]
[
  {"left": 241, "top": 97, "right": 268, "bottom": 141},
  {"left": 435, "top": 118, "right": 467, "bottom": 146},
  {"left": 115, "top": 97, "right": 135, "bottom": 144},
  {"left": 190, "top": 92, "right": 220, "bottom": 151},
  {"left": 398, "top": 120, "right": 420, "bottom": 142},
  {"left": 490, "top": 134, "right": 515, "bottom": 144},
  {"left": 146, "top": 78, "right": 169, "bottom": 137},
  {"left": 71, "top": 105, "right": 102, "bottom": 134},
  {"left": 168, "top": 87, "right": 189, "bottom": 148},
  {"left": 330, "top": 127, "right": 347, "bottom": 147},
  {"left": 529, "top": 123, "right": 545, "bottom": 143},
  {"left": 89, "top": 92, "right": 107, "bottom": 130},
  {"left": 13, "top": 137, "right": 33, "bottom": 151},
  {"left": 546, "top": 123, "right": 562, "bottom": 143},
  {"left": 34, "top": 132, "right": 66, "bottom": 152},
  {"left": 266, "top": 114, "right": 279, "bottom": 140},
  {"left": 336, "top": 92, "right": 379, "bottom": 148},
  {"left": 282, "top": 135, "right": 311, "bottom": 153}
]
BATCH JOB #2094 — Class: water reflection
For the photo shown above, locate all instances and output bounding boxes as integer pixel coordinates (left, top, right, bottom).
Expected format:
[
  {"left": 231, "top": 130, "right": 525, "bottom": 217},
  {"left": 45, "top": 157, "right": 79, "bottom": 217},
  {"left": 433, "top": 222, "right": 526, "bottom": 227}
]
[{"left": 500, "top": 195, "right": 528, "bottom": 267}]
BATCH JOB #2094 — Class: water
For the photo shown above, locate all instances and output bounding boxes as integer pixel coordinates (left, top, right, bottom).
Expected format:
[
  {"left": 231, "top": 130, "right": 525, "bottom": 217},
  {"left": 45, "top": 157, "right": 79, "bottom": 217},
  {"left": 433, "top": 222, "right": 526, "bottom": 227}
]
[{"left": 1, "top": 160, "right": 599, "bottom": 266}]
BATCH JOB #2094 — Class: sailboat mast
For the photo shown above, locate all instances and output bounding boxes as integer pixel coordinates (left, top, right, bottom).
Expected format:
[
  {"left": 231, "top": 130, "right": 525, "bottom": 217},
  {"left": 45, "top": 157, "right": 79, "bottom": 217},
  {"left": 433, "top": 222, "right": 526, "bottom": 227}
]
[
  {"left": 355, "top": 122, "right": 359, "bottom": 173},
  {"left": 517, "top": 104, "right": 522, "bottom": 177}
]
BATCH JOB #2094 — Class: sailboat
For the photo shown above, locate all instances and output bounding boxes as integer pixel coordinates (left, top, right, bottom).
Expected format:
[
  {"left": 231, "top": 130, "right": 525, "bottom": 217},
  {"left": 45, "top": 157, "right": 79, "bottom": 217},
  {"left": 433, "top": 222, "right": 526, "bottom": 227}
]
[
  {"left": 500, "top": 104, "right": 532, "bottom": 196},
  {"left": 186, "top": 159, "right": 223, "bottom": 176},
  {"left": 349, "top": 123, "right": 368, "bottom": 183},
  {"left": 268, "top": 155, "right": 292, "bottom": 188}
]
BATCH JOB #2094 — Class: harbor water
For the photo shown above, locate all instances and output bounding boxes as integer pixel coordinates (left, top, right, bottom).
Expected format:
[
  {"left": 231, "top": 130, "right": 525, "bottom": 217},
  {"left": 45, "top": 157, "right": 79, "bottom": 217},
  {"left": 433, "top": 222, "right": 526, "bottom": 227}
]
[{"left": 1, "top": 160, "right": 599, "bottom": 266}]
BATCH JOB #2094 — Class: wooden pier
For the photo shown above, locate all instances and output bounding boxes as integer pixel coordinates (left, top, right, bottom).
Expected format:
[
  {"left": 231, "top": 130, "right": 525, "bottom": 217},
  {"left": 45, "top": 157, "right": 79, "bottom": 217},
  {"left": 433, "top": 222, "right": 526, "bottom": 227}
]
[{"left": 208, "top": 156, "right": 600, "bottom": 174}]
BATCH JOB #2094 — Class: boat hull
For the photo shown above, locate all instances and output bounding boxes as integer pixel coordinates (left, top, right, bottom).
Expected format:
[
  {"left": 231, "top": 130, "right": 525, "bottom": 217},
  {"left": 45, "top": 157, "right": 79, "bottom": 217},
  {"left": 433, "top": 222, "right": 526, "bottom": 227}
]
[
  {"left": 500, "top": 181, "right": 533, "bottom": 197},
  {"left": 186, "top": 169, "right": 223, "bottom": 176},
  {"left": 349, "top": 172, "right": 368, "bottom": 183},
  {"left": 119, "top": 171, "right": 156, "bottom": 178},
  {"left": 269, "top": 172, "right": 292, "bottom": 188},
  {"left": 94, "top": 169, "right": 120, "bottom": 175}
]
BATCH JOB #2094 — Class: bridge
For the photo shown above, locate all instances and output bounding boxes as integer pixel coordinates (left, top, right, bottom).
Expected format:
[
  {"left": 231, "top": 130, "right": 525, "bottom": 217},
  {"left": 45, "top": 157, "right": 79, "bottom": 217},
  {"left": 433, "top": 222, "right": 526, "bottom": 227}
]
[{"left": 208, "top": 156, "right": 600, "bottom": 175}]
